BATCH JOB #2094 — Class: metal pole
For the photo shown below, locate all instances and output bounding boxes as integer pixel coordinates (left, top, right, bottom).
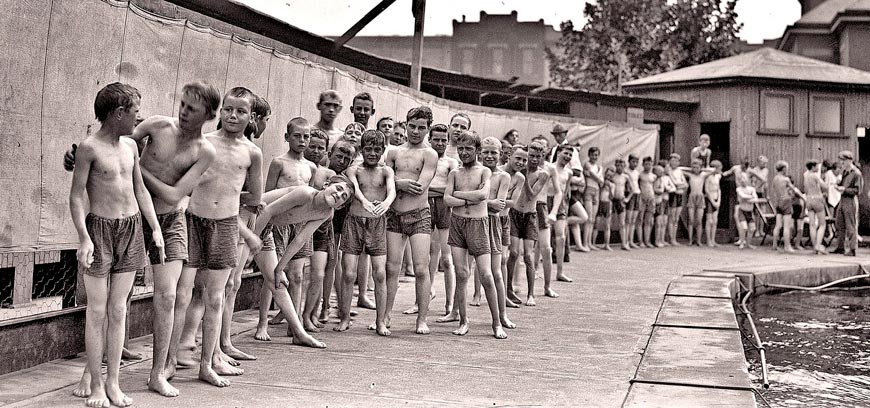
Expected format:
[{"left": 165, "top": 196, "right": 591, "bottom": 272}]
[{"left": 410, "top": 0, "right": 426, "bottom": 90}]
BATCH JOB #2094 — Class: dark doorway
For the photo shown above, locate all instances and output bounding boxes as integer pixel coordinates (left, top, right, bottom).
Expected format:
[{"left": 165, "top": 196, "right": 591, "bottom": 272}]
[
  {"left": 701, "top": 122, "right": 733, "bottom": 238},
  {"left": 857, "top": 133, "right": 870, "bottom": 234},
  {"left": 646, "top": 121, "right": 675, "bottom": 160}
]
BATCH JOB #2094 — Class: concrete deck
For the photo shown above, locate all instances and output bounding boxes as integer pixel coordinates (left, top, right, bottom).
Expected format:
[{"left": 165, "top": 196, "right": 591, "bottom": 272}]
[{"left": 2, "top": 246, "right": 868, "bottom": 407}]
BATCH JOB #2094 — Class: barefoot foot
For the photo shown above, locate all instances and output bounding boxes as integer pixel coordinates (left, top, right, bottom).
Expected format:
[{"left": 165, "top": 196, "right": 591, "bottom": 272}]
[
  {"left": 254, "top": 325, "right": 272, "bottom": 341},
  {"left": 493, "top": 325, "right": 507, "bottom": 339},
  {"left": 356, "top": 297, "right": 376, "bottom": 310},
  {"left": 544, "top": 288, "right": 559, "bottom": 298},
  {"left": 436, "top": 312, "right": 460, "bottom": 323},
  {"left": 121, "top": 348, "right": 143, "bottom": 361},
  {"left": 106, "top": 385, "right": 133, "bottom": 407},
  {"left": 86, "top": 387, "right": 109, "bottom": 408},
  {"left": 73, "top": 373, "right": 91, "bottom": 398},
  {"left": 268, "top": 313, "right": 285, "bottom": 325},
  {"left": 213, "top": 359, "right": 244, "bottom": 376},
  {"left": 452, "top": 322, "right": 469, "bottom": 336},
  {"left": 223, "top": 345, "right": 257, "bottom": 361},
  {"left": 303, "top": 318, "right": 322, "bottom": 333},
  {"left": 291, "top": 332, "right": 327, "bottom": 348},
  {"left": 175, "top": 349, "right": 198, "bottom": 368},
  {"left": 506, "top": 298, "right": 519, "bottom": 308},
  {"left": 470, "top": 294, "right": 481, "bottom": 307},
  {"left": 525, "top": 296, "right": 536, "bottom": 306},
  {"left": 506, "top": 291, "right": 523, "bottom": 305},
  {"left": 501, "top": 316, "right": 517, "bottom": 329},
  {"left": 415, "top": 321, "right": 431, "bottom": 335},
  {"left": 402, "top": 304, "right": 419, "bottom": 314},
  {"left": 148, "top": 375, "right": 179, "bottom": 397},
  {"left": 556, "top": 274, "right": 573, "bottom": 282},
  {"left": 199, "top": 367, "right": 231, "bottom": 387}
]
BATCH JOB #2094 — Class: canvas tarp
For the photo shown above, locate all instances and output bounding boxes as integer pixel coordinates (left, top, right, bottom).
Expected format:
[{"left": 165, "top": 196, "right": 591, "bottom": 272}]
[{"left": 0, "top": 0, "right": 657, "bottom": 252}]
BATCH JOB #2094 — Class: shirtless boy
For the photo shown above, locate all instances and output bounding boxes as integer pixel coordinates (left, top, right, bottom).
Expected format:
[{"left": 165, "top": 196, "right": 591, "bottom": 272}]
[
  {"left": 313, "top": 90, "right": 344, "bottom": 149},
  {"left": 626, "top": 155, "right": 642, "bottom": 248},
  {"left": 531, "top": 136, "right": 562, "bottom": 299},
  {"left": 255, "top": 117, "right": 316, "bottom": 336},
  {"left": 341, "top": 130, "right": 395, "bottom": 334},
  {"left": 499, "top": 147, "right": 527, "bottom": 303},
  {"left": 667, "top": 154, "right": 687, "bottom": 246},
  {"left": 384, "top": 106, "right": 439, "bottom": 334},
  {"left": 173, "top": 87, "right": 264, "bottom": 387},
  {"left": 637, "top": 157, "right": 657, "bottom": 247},
  {"left": 479, "top": 136, "right": 518, "bottom": 327},
  {"left": 770, "top": 161, "right": 803, "bottom": 253},
  {"left": 443, "top": 132, "right": 507, "bottom": 339},
  {"left": 70, "top": 83, "right": 162, "bottom": 408},
  {"left": 407, "top": 124, "right": 457, "bottom": 315},
  {"left": 704, "top": 160, "right": 724, "bottom": 247},
  {"left": 319, "top": 141, "right": 356, "bottom": 323},
  {"left": 683, "top": 159, "right": 714, "bottom": 246},
  {"left": 583, "top": 147, "right": 604, "bottom": 250},
  {"left": 555, "top": 144, "right": 583, "bottom": 277},
  {"left": 506, "top": 141, "right": 551, "bottom": 306},
  {"left": 611, "top": 160, "right": 631, "bottom": 250},
  {"left": 302, "top": 130, "right": 336, "bottom": 332},
  {"left": 803, "top": 161, "right": 828, "bottom": 254}
]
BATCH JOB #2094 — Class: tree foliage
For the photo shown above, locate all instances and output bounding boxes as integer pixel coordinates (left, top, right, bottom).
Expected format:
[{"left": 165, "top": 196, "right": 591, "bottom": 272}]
[{"left": 547, "top": 0, "right": 742, "bottom": 93}]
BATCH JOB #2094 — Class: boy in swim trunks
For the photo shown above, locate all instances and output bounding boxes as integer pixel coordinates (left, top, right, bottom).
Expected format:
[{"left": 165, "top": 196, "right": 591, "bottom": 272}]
[
  {"left": 803, "top": 161, "right": 828, "bottom": 254},
  {"left": 637, "top": 157, "right": 657, "bottom": 247},
  {"left": 530, "top": 136, "right": 562, "bottom": 299},
  {"left": 301, "top": 129, "right": 336, "bottom": 332},
  {"left": 319, "top": 140, "right": 356, "bottom": 323},
  {"left": 70, "top": 83, "right": 162, "bottom": 408},
  {"left": 412, "top": 124, "right": 458, "bottom": 316},
  {"left": 499, "top": 146, "right": 527, "bottom": 303},
  {"left": 625, "top": 155, "right": 641, "bottom": 248},
  {"left": 312, "top": 90, "right": 344, "bottom": 149},
  {"left": 554, "top": 144, "right": 581, "bottom": 280},
  {"left": 384, "top": 107, "right": 439, "bottom": 334},
  {"left": 667, "top": 154, "right": 687, "bottom": 246},
  {"left": 505, "top": 141, "right": 551, "bottom": 307},
  {"left": 652, "top": 165, "right": 668, "bottom": 248},
  {"left": 736, "top": 175, "right": 761, "bottom": 249},
  {"left": 704, "top": 160, "right": 724, "bottom": 247},
  {"left": 611, "top": 160, "right": 631, "bottom": 250},
  {"left": 583, "top": 147, "right": 604, "bottom": 250},
  {"left": 475, "top": 137, "right": 518, "bottom": 324},
  {"left": 391, "top": 121, "right": 407, "bottom": 146},
  {"left": 255, "top": 117, "right": 316, "bottom": 336},
  {"left": 770, "top": 161, "right": 803, "bottom": 253},
  {"left": 682, "top": 159, "right": 714, "bottom": 246},
  {"left": 592, "top": 168, "right": 615, "bottom": 250},
  {"left": 342, "top": 130, "right": 395, "bottom": 335},
  {"left": 442, "top": 131, "right": 507, "bottom": 339}
]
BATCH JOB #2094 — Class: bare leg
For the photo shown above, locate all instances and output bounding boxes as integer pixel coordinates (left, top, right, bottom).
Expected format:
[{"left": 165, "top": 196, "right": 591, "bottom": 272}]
[
  {"left": 198, "top": 268, "right": 233, "bottom": 387},
  {"left": 584, "top": 199, "right": 600, "bottom": 249},
  {"left": 336, "top": 252, "right": 359, "bottom": 331},
  {"left": 504, "top": 236, "right": 524, "bottom": 305},
  {"left": 259, "top": 250, "right": 325, "bottom": 347},
  {"left": 356, "top": 254, "right": 375, "bottom": 309},
  {"left": 773, "top": 216, "right": 783, "bottom": 250},
  {"left": 407, "top": 233, "right": 432, "bottom": 334},
  {"left": 538, "top": 226, "right": 557, "bottom": 298},
  {"left": 174, "top": 267, "right": 202, "bottom": 368},
  {"left": 450, "top": 246, "right": 471, "bottom": 336},
  {"left": 602, "top": 214, "right": 613, "bottom": 250},
  {"left": 490, "top": 251, "right": 515, "bottom": 329},
  {"left": 707, "top": 210, "right": 719, "bottom": 247},
  {"left": 148, "top": 260, "right": 184, "bottom": 397},
  {"left": 369, "top": 255, "right": 390, "bottom": 336},
  {"left": 220, "top": 244, "right": 255, "bottom": 361},
  {"left": 401, "top": 241, "right": 414, "bottom": 277},
  {"left": 522, "top": 238, "right": 537, "bottom": 306},
  {"left": 319, "top": 242, "right": 340, "bottom": 323},
  {"left": 474, "top": 252, "right": 507, "bottom": 339},
  {"left": 105, "top": 273, "right": 136, "bottom": 407},
  {"left": 304, "top": 251, "right": 328, "bottom": 331},
  {"left": 569, "top": 202, "right": 589, "bottom": 251},
  {"left": 82, "top": 274, "right": 109, "bottom": 408},
  {"left": 286, "top": 258, "right": 306, "bottom": 317},
  {"left": 554, "top": 219, "right": 571, "bottom": 281}
]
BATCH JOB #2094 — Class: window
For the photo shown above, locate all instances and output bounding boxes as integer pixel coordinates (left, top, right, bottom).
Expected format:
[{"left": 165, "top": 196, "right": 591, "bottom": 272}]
[
  {"left": 460, "top": 48, "right": 474, "bottom": 74},
  {"left": 491, "top": 47, "right": 505, "bottom": 75},
  {"left": 521, "top": 48, "right": 535, "bottom": 75},
  {"left": 810, "top": 95, "right": 844, "bottom": 136},
  {"left": 759, "top": 91, "right": 794, "bottom": 135}
]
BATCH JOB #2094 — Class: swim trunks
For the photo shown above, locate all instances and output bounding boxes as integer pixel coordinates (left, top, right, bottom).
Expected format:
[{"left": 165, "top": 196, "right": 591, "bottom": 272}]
[
  {"left": 509, "top": 208, "right": 538, "bottom": 241},
  {"left": 583, "top": 186, "right": 600, "bottom": 206},
  {"left": 774, "top": 201, "right": 793, "bottom": 216},
  {"left": 428, "top": 195, "right": 450, "bottom": 230},
  {"left": 332, "top": 205, "right": 349, "bottom": 236},
  {"left": 500, "top": 214, "right": 511, "bottom": 245},
  {"left": 273, "top": 223, "right": 314, "bottom": 261},
  {"left": 613, "top": 199, "right": 626, "bottom": 214},
  {"left": 536, "top": 201, "right": 551, "bottom": 230},
  {"left": 547, "top": 195, "right": 568, "bottom": 220},
  {"left": 686, "top": 194, "right": 705, "bottom": 211},
  {"left": 340, "top": 214, "right": 387, "bottom": 256},
  {"left": 640, "top": 196, "right": 655, "bottom": 216},
  {"left": 387, "top": 206, "right": 432, "bottom": 237},
  {"left": 598, "top": 201, "right": 613, "bottom": 218},
  {"left": 83, "top": 212, "right": 148, "bottom": 277},
  {"left": 447, "top": 214, "right": 491, "bottom": 257},
  {"left": 313, "top": 217, "right": 335, "bottom": 253},
  {"left": 668, "top": 193, "right": 685, "bottom": 208},
  {"left": 186, "top": 212, "right": 239, "bottom": 270},
  {"left": 143, "top": 208, "right": 188, "bottom": 265},
  {"left": 654, "top": 201, "right": 667, "bottom": 216},
  {"left": 238, "top": 209, "right": 275, "bottom": 253},
  {"left": 738, "top": 209, "right": 754, "bottom": 223},
  {"left": 488, "top": 214, "right": 503, "bottom": 255},
  {"left": 626, "top": 194, "right": 639, "bottom": 212},
  {"left": 806, "top": 195, "right": 826, "bottom": 214},
  {"left": 791, "top": 202, "right": 804, "bottom": 220}
]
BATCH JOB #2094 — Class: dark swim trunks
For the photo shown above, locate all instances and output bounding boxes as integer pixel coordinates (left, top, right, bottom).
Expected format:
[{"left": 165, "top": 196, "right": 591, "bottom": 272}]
[
  {"left": 340, "top": 214, "right": 387, "bottom": 256},
  {"left": 488, "top": 214, "right": 503, "bottom": 255},
  {"left": 613, "top": 199, "right": 626, "bottom": 214},
  {"left": 536, "top": 201, "right": 551, "bottom": 230},
  {"left": 598, "top": 201, "right": 613, "bottom": 218},
  {"left": 447, "top": 214, "right": 491, "bottom": 257},
  {"left": 500, "top": 214, "right": 511, "bottom": 246},
  {"left": 547, "top": 195, "right": 568, "bottom": 220},
  {"left": 83, "top": 212, "right": 148, "bottom": 277},
  {"left": 509, "top": 208, "right": 538, "bottom": 241},
  {"left": 273, "top": 223, "right": 314, "bottom": 261},
  {"left": 238, "top": 209, "right": 275, "bottom": 253},
  {"left": 387, "top": 206, "right": 433, "bottom": 237},
  {"left": 143, "top": 208, "right": 188, "bottom": 265},
  {"left": 313, "top": 217, "right": 335, "bottom": 253},
  {"left": 332, "top": 205, "right": 349, "bottom": 236},
  {"left": 186, "top": 212, "right": 239, "bottom": 270},
  {"left": 428, "top": 195, "right": 450, "bottom": 230}
]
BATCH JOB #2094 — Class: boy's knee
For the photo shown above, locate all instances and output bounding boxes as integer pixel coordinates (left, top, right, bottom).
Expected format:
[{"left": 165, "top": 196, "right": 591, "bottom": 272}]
[
  {"left": 154, "top": 291, "right": 177, "bottom": 311},
  {"left": 107, "top": 302, "right": 127, "bottom": 321}
]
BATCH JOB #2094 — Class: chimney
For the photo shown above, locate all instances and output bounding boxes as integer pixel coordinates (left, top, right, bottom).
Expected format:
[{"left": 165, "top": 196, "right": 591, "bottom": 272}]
[
  {"left": 462, "top": 14, "right": 466, "bottom": 23},
  {"left": 798, "top": 0, "right": 826, "bottom": 14}
]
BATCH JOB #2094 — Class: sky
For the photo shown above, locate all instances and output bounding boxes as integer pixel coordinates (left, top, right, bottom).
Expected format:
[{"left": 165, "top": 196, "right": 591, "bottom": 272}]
[{"left": 233, "top": 0, "right": 803, "bottom": 44}]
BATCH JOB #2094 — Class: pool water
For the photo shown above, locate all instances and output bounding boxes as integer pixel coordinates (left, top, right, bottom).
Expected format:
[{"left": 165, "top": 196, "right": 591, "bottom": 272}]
[{"left": 746, "top": 288, "right": 870, "bottom": 407}]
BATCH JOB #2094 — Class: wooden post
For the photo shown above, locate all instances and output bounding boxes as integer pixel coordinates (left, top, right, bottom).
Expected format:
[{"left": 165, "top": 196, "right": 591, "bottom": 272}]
[{"left": 410, "top": 0, "right": 426, "bottom": 91}]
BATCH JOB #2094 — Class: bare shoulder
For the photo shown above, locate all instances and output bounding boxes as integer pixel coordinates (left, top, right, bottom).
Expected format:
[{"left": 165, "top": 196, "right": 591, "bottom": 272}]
[
  {"left": 120, "top": 137, "right": 139, "bottom": 153},
  {"left": 480, "top": 164, "right": 492, "bottom": 177},
  {"left": 447, "top": 156, "right": 460, "bottom": 169},
  {"left": 140, "top": 115, "right": 176, "bottom": 132},
  {"left": 76, "top": 137, "right": 99, "bottom": 160}
]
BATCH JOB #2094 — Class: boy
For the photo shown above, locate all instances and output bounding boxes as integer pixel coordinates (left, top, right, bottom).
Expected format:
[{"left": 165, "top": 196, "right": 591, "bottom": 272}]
[
  {"left": 690, "top": 134, "right": 712, "bottom": 168},
  {"left": 626, "top": 155, "right": 641, "bottom": 249},
  {"left": 443, "top": 131, "right": 506, "bottom": 339},
  {"left": 592, "top": 168, "right": 615, "bottom": 250},
  {"left": 683, "top": 159, "right": 713, "bottom": 246},
  {"left": 637, "top": 157, "right": 657, "bottom": 247},
  {"left": 342, "top": 130, "right": 396, "bottom": 334},
  {"left": 500, "top": 139, "right": 513, "bottom": 165},
  {"left": 313, "top": 90, "right": 344, "bottom": 149},
  {"left": 554, "top": 144, "right": 581, "bottom": 280},
  {"left": 803, "top": 161, "right": 828, "bottom": 254},
  {"left": 407, "top": 124, "right": 458, "bottom": 315},
  {"left": 384, "top": 106, "right": 439, "bottom": 334},
  {"left": 302, "top": 129, "right": 336, "bottom": 332},
  {"left": 480, "top": 136, "right": 518, "bottom": 326},
  {"left": 789, "top": 176, "right": 807, "bottom": 250},
  {"left": 704, "top": 160, "right": 724, "bottom": 247},
  {"left": 391, "top": 121, "right": 407, "bottom": 146},
  {"left": 667, "top": 154, "right": 687, "bottom": 246},
  {"left": 350, "top": 92, "right": 375, "bottom": 128},
  {"left": 611, "top": 160, "right": 631, "bottom": 250},
  {"left": 70, "top": 83, "right": 163, "bottom": 408},
  {"left": 377, "top": 117, "right": 394, "bottom": 140},
  {"left": 531, "top": 136, "right": 562, "bottom": 299},
  {"left": 770, "top": 161, "right": 803, "bottom": 253},
  {"left": 652, "top": 165, "right": 668, "bottom": 248},
  {"left": 499, "top": 146, "right": 527, "bottom": 305},
  {"left": 445, "top": 112, "right": 471, "bottom": 160},
  {"left": 736, "top": 175, "right": 761, "bottom": 249},
  {"left": 583, "top": 147, "right": 604, "bottom": 250},
  {"left": 254, "top": 117, "right": 316, "bottom": 337},
  {"left": 505, "top": 142, "right": 551, "bottom": 306}
]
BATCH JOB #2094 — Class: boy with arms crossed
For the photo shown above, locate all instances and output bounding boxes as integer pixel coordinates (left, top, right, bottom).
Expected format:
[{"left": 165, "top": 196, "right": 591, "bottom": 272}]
[
  {"left": 667, "top": 154, "right": 688, "bottom": 246},
  {"left": 70, "top": 83, "right": 163, "bottom": 407},
  {"left": 443, "top": 132, "right": 507, "bottom": 339},
  {"left": 404, "top": 124, "right": 458, "bottom": 315},
  {"left": 341, "top": 130, "right": 396, "bottom": 334},
  {"left": 736, "top": 175, "right": 761, "bottom": 249},
  {"left": 384, "top": 107, "right": 439, "bottom": 334}
]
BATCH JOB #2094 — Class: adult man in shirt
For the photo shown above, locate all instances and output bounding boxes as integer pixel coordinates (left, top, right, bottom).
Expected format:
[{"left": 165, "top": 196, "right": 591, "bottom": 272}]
[{"left": 832, "top": 150, "right": 862, "bottom": 256}]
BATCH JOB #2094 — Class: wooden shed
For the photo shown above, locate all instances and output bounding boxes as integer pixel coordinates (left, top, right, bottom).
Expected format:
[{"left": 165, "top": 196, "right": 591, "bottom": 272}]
[{"left": 624, "top": 48, "right": 870, "bottom": 234}]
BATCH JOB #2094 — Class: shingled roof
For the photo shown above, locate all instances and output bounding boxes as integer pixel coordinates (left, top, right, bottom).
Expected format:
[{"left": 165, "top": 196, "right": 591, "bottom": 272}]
[
  {"left": 623, "top": 48, "right": 870, "bottom": 90},
  {"left": 796, "top": 0, "right": 870, "bottom": 26}
]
